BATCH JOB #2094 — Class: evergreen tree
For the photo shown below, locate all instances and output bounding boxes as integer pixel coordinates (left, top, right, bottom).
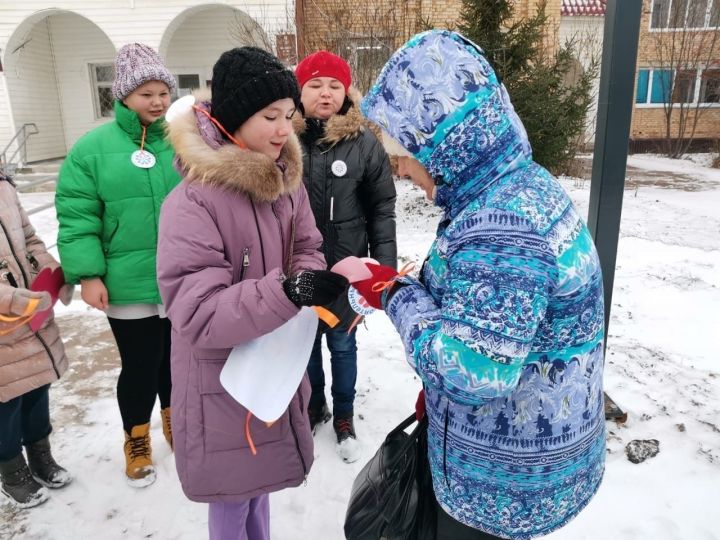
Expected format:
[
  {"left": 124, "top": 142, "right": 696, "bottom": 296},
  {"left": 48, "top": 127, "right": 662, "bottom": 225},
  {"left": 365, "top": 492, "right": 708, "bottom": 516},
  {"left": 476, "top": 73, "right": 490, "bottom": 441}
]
[{"left": 459, "top": 0, "right": 597, "bottom": 173}]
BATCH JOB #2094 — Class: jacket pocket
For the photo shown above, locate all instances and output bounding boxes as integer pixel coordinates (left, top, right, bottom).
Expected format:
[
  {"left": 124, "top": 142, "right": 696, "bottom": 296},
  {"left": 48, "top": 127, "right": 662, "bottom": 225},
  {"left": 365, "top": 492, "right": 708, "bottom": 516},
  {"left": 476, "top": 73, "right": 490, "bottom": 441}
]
[
  {"left": 102, "top": 218, "right": 119, "bottom": 254},
  {"left": 329, "top": 216, "right": 367, "bottom": 266},
  {"left": 199, "top": 359, "right": 288, "bottom": 453}
]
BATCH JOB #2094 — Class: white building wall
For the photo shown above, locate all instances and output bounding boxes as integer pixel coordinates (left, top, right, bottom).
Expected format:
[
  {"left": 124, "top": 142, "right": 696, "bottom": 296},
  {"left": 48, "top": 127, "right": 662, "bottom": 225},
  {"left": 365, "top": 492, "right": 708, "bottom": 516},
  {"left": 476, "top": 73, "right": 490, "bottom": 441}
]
[
  {"left": 164, "top": 6, "right": 259, "bottom": 89},
  {"left": 48, "top": 13, "right": 116, "bottom": 148},
  {"left": 1, "top": 2, "right": 291, "bottom": 54},
  {"left": 0, "top": 1, "right": 293, "bottom": 161},
  {"left": 0, "top": 78, "right": 15, "bottom": 163},
  {"left": 559, "top": 15, "right": 605, "bottom": 148},
  {"left": 5, "top": 19, "right": 66, "bottom": 162}
]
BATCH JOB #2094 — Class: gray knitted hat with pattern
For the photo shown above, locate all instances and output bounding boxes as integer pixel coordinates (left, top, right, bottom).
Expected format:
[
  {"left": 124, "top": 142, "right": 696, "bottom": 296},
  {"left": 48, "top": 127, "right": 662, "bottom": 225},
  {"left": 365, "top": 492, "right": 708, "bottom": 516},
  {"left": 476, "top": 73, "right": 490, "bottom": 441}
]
[{"left": 112, "top": 43, "right": 176, "bottom": 101}]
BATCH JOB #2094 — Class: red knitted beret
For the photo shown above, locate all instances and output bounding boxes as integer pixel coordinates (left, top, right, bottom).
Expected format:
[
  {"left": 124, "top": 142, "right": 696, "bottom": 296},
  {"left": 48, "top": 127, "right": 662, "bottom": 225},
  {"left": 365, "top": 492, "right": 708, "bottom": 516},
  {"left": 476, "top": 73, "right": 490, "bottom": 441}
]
[{"left": 295, "top": 51, "right": 352, "bottom": 92}]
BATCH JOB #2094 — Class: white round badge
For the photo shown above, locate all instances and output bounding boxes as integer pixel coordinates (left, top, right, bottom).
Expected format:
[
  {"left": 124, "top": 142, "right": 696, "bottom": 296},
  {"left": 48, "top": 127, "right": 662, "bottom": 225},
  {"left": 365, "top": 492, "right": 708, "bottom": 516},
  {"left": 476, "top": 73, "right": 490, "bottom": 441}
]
[
  {"left": 131, "top": 150, "right": 156, "bottom": 169},
  {"left": 348, "top": 286, "right": 376, "bottom": 316},
  {"left": 331, "top": 160, "right": 347, "bottom": 177}
]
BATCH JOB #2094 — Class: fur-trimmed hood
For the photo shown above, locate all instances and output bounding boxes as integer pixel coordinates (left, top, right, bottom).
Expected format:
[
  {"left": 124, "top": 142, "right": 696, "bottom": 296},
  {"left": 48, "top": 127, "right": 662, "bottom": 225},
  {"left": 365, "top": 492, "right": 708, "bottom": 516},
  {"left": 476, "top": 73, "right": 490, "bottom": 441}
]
[
  {"left": 293, "top": 86, "right": 366, "bottom": 146},
  {"left": 167, "top": 89, "right": 303, "bottom": 203}
]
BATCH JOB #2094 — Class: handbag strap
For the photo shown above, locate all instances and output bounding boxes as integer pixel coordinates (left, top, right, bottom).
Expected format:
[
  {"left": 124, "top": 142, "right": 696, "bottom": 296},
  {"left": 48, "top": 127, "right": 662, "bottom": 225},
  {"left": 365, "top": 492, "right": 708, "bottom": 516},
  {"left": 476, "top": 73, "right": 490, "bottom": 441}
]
[
  {"left": 387, "top": 412, "right": 420, "bottom": 438},
  {"left": 381, "top": 412, "right": 427, "bottom": 470}
]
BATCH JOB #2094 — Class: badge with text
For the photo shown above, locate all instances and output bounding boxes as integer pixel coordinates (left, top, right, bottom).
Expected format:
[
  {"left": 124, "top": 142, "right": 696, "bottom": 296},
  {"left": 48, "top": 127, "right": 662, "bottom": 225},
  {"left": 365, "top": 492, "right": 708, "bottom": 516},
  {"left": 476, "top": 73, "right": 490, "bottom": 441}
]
[
  {"left": 331, "top": 159, "right": 347, "bottom": 177},
  {"left": 348, "top": 286, "right": 376, "bottom": 316},
  {"left": 131, "top": 150, "right": 156, "bottom": 169}
]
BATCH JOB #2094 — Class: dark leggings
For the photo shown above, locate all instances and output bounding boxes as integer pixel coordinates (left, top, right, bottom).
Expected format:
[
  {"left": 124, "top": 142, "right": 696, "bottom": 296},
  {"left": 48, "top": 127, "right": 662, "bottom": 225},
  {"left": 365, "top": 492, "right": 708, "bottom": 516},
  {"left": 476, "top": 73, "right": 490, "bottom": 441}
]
[{"left": 107, "top": 316, "right": 171, "bottom": 434}]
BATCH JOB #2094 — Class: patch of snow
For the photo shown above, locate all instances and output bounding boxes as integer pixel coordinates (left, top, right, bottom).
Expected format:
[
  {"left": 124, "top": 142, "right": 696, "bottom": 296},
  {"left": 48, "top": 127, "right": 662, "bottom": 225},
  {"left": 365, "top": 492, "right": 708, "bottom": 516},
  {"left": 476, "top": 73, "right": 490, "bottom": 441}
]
[{"left": 5, "top": 163, "right": 718, "bottom": 539}]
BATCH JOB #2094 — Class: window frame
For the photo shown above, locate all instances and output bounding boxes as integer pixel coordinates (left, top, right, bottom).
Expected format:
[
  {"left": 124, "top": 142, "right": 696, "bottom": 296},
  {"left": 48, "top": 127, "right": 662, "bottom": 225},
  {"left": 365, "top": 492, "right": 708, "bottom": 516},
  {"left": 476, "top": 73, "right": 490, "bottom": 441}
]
[
  {"left": 170, "top": 67, "right": 210, "bottom": 100},
  {"left": 341, "top": 36, "right": 394, "bottom": 93},
  {"left": 636, "top": 66, "right": 720, "bottom": 106},
  {"left": 699, "top": 67, "right": 720, "bottom": 102},
  {"left": 649, "top": 0, "right": 719, "bottom": 30},
  {"left": 89, "top": 62, "right": 115, "bottom": 120}
]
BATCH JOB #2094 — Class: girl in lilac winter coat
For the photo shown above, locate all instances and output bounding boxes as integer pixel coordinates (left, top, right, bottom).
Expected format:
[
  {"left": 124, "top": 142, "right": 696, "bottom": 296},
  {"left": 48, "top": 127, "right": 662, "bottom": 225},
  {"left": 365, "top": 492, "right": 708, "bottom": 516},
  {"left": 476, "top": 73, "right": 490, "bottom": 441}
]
[{"left": 156, "top": 47, "right": 347, "bottom": 540}]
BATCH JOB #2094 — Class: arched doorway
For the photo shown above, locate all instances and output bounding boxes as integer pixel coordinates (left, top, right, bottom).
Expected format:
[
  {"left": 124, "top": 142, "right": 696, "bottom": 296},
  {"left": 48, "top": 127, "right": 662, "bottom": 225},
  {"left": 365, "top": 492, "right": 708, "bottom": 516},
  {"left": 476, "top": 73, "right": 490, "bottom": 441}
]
[
  {"left": 159, "top": 4, "right": 273, "bottom": 98},
  {"left": 3, "top": 10, "right": 115, "bottom": 162}
]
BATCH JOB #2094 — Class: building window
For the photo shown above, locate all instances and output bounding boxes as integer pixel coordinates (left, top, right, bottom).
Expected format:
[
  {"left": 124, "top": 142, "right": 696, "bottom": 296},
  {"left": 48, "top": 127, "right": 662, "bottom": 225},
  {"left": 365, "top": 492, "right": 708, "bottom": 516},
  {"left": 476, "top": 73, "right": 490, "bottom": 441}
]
[
  {"left": 699, "top": 68, "right": 720, "bottom": 102},
  {"left": 174, "top": 74, "right": 201, "bottom": 98},
  {"left": 637, "top": 67, "right": 720, "bottom": 104},
  {"left": 672, "top": 69, "right": 697, "bottom": 102},
  {"left": 90, "top": 63, "right": 115, "bottom": 118},
  {"left": 651, "top": 0, "right": 719, "bottom": 29},
  {"left": 636, "top": 69, "right": 673, "bottom": 103},
  {"left": 342, "top": 38, "right": 394, "bottom": 93}
]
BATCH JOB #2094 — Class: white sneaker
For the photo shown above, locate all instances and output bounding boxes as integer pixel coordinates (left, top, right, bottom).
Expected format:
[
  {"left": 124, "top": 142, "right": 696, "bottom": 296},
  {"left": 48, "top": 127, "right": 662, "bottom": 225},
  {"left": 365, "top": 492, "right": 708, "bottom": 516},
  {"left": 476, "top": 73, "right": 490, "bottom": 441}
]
[{"left": 336, "top": 436, "right": 361, "bottom": 464}]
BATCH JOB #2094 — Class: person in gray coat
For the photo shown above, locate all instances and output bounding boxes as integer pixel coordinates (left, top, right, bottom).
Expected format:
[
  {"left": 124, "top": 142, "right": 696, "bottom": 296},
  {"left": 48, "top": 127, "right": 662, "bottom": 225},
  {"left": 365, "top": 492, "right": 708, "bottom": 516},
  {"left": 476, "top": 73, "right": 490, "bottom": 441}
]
[{"left": 294, "top": 51, "right": 397, "bottom": 463}]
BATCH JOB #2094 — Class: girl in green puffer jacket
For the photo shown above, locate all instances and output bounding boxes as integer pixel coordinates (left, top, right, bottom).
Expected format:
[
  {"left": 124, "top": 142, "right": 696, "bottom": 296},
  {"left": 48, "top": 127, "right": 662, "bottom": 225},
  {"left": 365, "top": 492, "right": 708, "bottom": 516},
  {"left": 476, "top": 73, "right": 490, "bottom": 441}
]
[{"left": 55, "top": 43, "right": 181, "bottom": 487}]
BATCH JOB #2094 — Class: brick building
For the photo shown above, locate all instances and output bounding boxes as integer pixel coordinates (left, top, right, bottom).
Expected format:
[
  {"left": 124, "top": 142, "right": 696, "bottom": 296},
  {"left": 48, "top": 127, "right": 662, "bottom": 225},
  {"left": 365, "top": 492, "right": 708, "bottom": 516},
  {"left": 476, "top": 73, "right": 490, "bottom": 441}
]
[
  {"left": 294, "top": 0, "right": 560, "bottom": 91},
  {"left": 632, "top": 0, "right": 720, "bottom": 150},
  {"left": 295, "top": 0, "right": 720, "bottom": 151}
]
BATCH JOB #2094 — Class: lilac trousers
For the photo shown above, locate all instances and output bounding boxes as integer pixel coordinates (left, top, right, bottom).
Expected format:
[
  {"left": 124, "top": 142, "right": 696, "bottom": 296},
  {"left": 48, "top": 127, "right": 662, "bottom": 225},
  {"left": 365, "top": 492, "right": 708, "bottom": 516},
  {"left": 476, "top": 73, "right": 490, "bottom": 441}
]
[{"left": 208, "top": 495, "right": 270, "bottom": 540}]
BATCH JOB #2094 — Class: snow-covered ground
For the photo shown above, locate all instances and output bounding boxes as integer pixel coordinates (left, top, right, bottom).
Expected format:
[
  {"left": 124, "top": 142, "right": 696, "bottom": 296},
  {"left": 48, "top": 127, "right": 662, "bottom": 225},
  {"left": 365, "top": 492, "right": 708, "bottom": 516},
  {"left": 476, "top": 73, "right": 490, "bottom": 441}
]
[{"left": 3, "top": 154, "right": 719, "bottom": 539}]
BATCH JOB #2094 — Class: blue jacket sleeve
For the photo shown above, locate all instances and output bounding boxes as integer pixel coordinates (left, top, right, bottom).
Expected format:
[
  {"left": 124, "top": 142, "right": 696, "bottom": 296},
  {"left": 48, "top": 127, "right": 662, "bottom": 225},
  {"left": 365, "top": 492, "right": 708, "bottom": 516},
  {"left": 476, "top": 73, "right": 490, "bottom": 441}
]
[{"left": 385, "top": 237, "right": 555, "bottom": 406}]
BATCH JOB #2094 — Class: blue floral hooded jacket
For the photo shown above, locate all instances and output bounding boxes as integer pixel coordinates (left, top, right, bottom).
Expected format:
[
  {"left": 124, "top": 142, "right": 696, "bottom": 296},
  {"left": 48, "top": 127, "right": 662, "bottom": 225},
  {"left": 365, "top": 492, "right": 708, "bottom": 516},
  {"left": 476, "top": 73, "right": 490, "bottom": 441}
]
[{"left": 361, "top": 30, "right": 606, "bottom": 539}]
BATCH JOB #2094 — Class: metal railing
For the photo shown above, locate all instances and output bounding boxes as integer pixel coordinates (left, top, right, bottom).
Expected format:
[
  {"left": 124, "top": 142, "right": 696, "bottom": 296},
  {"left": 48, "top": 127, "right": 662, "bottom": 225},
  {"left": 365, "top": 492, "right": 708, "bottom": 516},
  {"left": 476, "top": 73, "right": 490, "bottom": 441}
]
[
  {"left": 15, "top": 179, "right": 58, "bottom": 249},
  {"left": 0, "top": 123, "right": 39, "bottom": 175},
  {"left": 16, "top": 176, "right": 57, "bottom": 216}
]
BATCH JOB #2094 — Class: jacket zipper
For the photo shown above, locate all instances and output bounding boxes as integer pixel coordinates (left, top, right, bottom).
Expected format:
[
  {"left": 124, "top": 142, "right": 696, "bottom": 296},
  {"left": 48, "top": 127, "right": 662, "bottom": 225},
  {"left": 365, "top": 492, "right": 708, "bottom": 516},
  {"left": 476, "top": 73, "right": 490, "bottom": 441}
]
[
  {"left": 322, "top": 150, "right": 328, "bottom": 226},
  {"left": 239, "top": 248, "right": 250, "bottom": 281},
  {"left": 36, "top": 332, "right": 60, "bottom": 378},
  {"left": 1, "top": 260, "right": 18, "bottom": 287},
  {"left": 0, "top": 216, "right": 59, "bottom": 377},
  {"left": 323, "top": 151, "right": 336, "bottom": 265},
  {"left": 288, "top": 406, "right": 308, "bottom": 484},
  {"left": 250, "top": 202, "right": 267, "bottom": 275},
  {"left": 27, "top": 253, "right": 40, "bottom": 270},
  {"left": 443, "top": 401, "right": 450, "bottom": 489},
  {"left": 272, "top": 197, "right": 296, "bottom": 275},
  {"left": 271, "top": 204, "right": 286, "bottom": 270}
]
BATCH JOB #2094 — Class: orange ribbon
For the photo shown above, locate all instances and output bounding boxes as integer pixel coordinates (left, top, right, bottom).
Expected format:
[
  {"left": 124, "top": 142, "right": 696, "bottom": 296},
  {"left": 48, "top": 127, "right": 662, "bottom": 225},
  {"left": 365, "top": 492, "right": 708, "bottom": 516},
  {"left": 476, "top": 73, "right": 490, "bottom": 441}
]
[
  {"left": 192, "top": 105, "right": 247, "bottom": 149},
  {"left": 245, "top": 412, "right": 275, "bottom": 457},
  {"left": 345, "top": 262, "right": 416, "bottom": 335},
  {"left": 313, "top": 305, "right": 340, "bottom": 328},
  {"left": 370, "top": 262, "right": 416, "bottom": 294}
]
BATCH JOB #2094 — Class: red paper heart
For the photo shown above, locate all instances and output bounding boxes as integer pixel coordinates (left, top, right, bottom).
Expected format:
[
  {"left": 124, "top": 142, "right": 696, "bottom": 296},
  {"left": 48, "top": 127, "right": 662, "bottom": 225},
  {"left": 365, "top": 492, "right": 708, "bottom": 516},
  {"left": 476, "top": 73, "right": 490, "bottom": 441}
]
[
  {"left": 350, "top": 263, "right": 398, "bottom": 310},
  {"left": 29, "top": 267, "right": 65, "bottom": 332}
]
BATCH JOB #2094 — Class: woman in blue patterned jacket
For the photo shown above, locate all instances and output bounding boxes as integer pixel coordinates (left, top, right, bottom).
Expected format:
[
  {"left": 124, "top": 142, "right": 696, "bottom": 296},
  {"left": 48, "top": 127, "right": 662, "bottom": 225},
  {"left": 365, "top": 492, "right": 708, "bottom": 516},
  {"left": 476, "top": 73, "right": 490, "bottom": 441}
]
[{"left": 361, "top": 30, "right": 606, "bottom": 539}]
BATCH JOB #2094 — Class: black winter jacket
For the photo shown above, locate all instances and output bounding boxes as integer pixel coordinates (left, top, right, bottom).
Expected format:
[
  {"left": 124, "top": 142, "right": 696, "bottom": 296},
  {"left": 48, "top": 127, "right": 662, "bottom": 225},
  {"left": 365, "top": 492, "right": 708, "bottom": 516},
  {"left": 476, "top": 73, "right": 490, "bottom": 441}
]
[{"left": 295, "top": 88, "right": 397, "bottom": 270}]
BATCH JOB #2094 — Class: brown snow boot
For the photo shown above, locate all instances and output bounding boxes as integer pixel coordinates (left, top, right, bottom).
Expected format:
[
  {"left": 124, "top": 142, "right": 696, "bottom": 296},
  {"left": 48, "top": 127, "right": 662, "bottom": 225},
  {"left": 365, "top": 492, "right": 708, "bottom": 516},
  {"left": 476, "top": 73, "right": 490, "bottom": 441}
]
[
  {"left": 160, "top": 407, "right": 173, "bottom": 451},
  {"left": 123, "top": 423, "right": 156, "bottom": 487}
]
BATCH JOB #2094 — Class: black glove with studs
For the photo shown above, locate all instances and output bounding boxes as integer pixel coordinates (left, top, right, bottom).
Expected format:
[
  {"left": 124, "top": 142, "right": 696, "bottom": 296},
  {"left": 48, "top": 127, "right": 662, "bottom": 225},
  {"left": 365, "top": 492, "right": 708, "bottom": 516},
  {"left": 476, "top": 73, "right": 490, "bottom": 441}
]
[{"left": 282, "top": 270, "right": 349, "bottom": 308}]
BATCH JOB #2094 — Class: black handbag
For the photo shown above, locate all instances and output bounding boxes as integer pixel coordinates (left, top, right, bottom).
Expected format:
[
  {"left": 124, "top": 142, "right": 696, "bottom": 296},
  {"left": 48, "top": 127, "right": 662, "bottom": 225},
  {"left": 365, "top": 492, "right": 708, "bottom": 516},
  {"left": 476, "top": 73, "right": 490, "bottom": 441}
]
[{"left": 344, "top": 412, "right": 436, "bottom": 540}]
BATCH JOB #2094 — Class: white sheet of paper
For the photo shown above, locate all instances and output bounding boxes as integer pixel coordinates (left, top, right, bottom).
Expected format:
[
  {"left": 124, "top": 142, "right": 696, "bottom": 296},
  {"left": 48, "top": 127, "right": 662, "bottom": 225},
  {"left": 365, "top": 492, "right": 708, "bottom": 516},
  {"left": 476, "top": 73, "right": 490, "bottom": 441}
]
[{"left": 220, "top": 307, "right": 319, "bottom": 422}]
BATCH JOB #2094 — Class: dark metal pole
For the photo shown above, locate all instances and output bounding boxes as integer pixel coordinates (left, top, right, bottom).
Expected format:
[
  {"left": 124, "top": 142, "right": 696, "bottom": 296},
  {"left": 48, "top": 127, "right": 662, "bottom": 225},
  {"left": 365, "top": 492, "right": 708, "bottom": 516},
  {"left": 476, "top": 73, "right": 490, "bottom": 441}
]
[{"left": 588, "top": 0, "right": 643, "bottom": 335}]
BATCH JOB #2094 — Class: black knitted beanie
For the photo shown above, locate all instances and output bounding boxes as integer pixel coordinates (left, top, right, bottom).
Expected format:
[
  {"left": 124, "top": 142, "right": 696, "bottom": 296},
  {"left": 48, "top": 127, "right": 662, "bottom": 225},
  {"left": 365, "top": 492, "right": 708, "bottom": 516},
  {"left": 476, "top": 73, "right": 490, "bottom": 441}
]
[{"left": 211, "top": 47, "right": 301, "bottom": 135}]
